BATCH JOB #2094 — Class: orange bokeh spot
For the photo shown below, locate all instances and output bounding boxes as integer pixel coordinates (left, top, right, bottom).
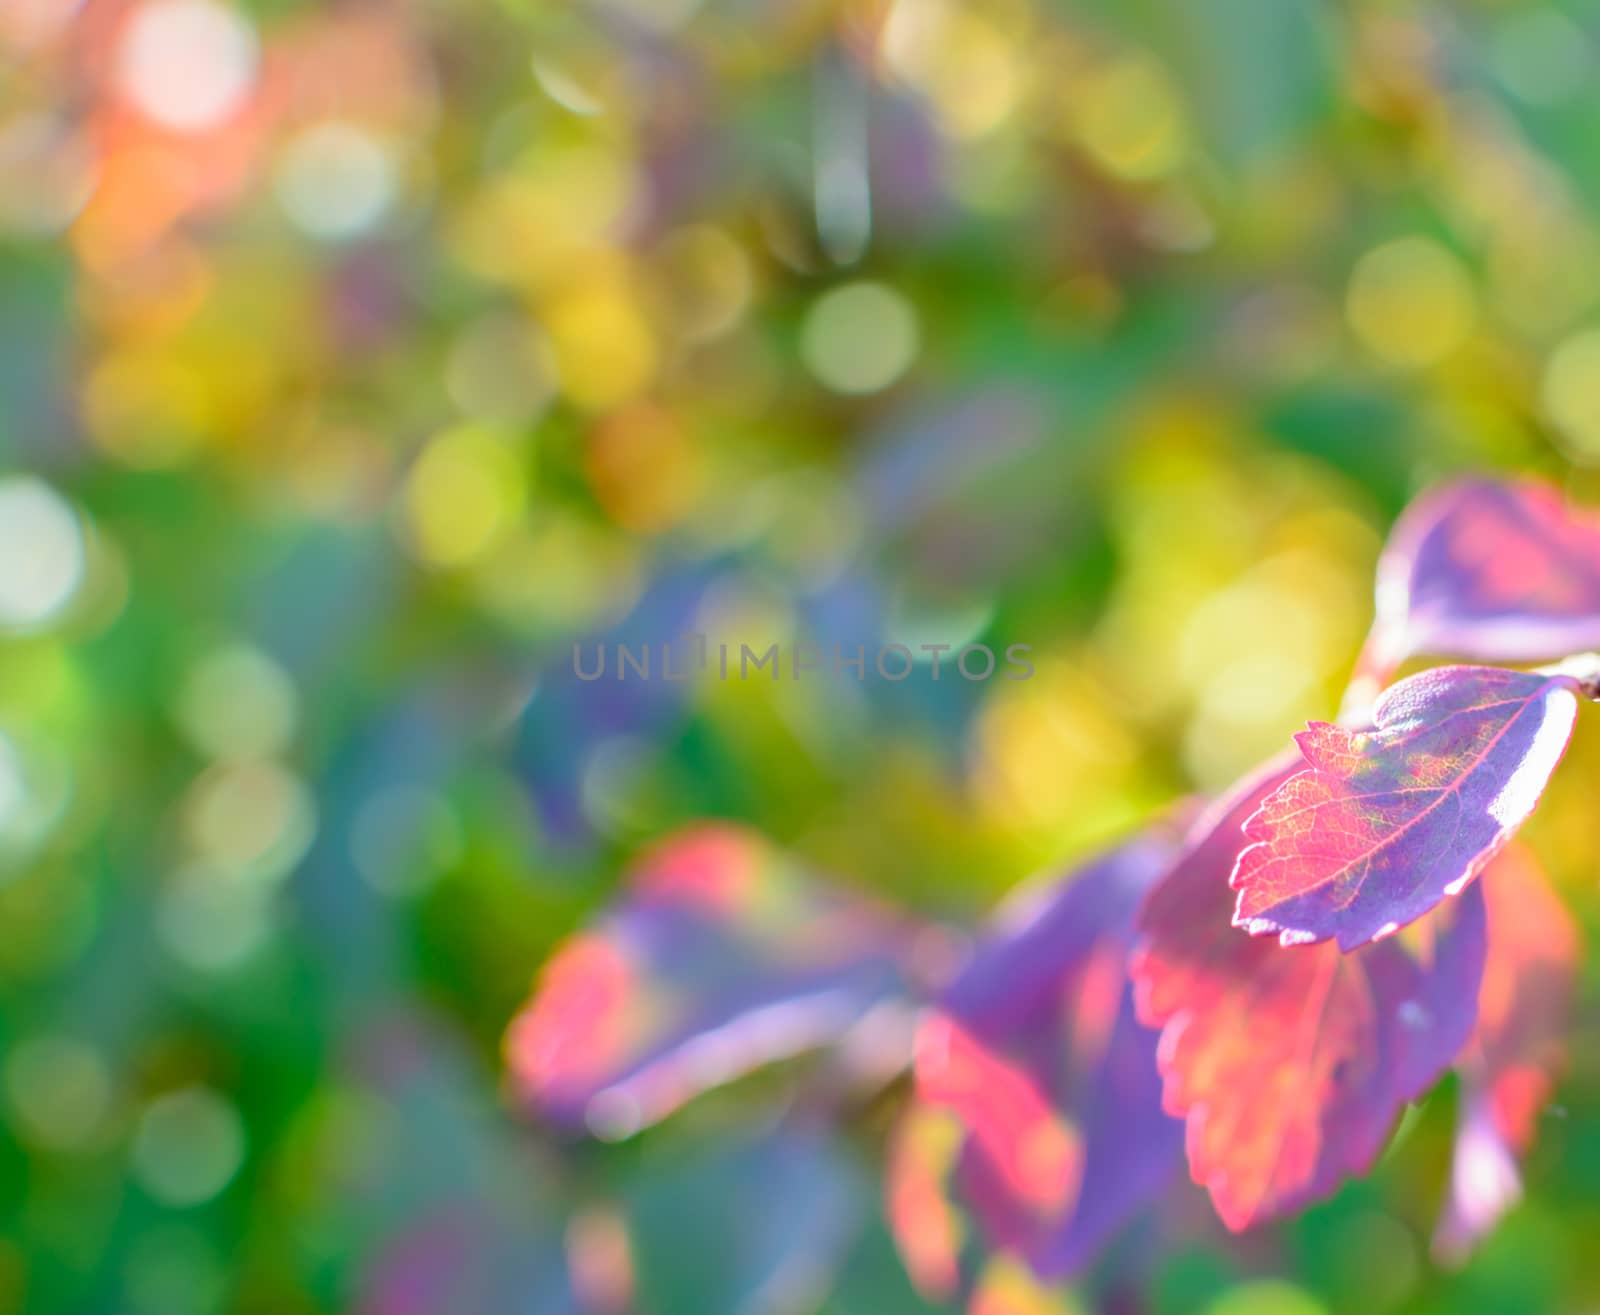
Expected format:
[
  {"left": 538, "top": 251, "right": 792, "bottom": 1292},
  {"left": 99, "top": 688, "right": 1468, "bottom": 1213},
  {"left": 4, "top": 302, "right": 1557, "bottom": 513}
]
[
  {"left": 505, "top": 934, "right": 634, "bottom": 1097},
  {"left": 885, "top": 1108, "right": 963, "bottom": 1298},
  {"left": 633, "top": 823, "right": 763, "bottom": 913}
]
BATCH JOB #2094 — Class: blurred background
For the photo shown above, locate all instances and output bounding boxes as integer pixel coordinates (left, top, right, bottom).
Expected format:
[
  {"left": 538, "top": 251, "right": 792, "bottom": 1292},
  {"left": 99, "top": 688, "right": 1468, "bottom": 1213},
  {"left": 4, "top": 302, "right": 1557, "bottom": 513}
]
[{"left": 7, "top": 0, "right": 1600, "bottom": 1311}]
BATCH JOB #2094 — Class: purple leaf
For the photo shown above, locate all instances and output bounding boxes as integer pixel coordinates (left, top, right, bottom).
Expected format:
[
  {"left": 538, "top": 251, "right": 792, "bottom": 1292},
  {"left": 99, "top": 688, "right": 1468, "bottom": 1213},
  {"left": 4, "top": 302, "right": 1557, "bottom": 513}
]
[
  {"left": 1232, "top": 665, "right": 1579, "bottom": 951},
  {"left": 887, "top": 829, "right": 1185, "bottom": 1292},
  {"left": 506, "top": 824, "right": 919, "bottom": 1138},
  {"left": 1367, "top": 477, "right": 1600, "bottom": 674},
  {"left": 1435, "top": 844, "right": 1579, "bottom": 1262},
  {"left": 1133, "top": 754, "right": 1489, "bottom": 1231}
]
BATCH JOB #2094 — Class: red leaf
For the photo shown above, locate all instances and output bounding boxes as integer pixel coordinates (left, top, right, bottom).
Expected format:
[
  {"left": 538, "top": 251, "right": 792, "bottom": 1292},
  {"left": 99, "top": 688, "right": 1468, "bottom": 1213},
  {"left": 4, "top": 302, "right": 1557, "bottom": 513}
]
[
  {"left": 1367, "top": 478, "right": 1600, "bottom": 675},
  {"left": 1232, "top": 665, "right": 1579, "bottom": 951},
  {"left": 1435, "top": 844, "right": 1580, "bottom": 1262},
  {"left": 1133, "top": 753, "right": 1487, "bottom": 1232}
]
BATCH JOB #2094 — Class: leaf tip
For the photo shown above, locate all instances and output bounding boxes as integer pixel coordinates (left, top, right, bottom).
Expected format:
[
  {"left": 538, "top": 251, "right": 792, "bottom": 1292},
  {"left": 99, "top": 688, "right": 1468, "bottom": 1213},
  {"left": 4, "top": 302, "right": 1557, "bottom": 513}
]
[{"left": 1226, "top": 836, "right": 1266, "bottom": 893}]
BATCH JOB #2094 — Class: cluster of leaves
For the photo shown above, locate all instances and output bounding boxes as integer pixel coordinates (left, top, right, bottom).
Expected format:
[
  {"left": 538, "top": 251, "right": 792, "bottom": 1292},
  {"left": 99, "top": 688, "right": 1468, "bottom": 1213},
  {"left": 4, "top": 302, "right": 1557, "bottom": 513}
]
[{"left": 509, "top": 477, "right": 1594, "bottom": 1310}]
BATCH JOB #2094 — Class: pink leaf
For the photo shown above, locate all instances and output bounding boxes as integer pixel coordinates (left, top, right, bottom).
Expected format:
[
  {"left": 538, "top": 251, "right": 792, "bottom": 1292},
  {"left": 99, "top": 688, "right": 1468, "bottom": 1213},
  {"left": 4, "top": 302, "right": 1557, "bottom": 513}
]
[
  {"left": 1132, "top": 753, "right": 1487, "bottom": 1232},
  {"left": 1232, "top": 665, "right": 1579, "bottom": 951},
  {"left": 1369, "top": 477, "right": 1600, "bottom": 673},
  {"left": 1435, "top": 844, "right": 1580, "bottom": 1262}
]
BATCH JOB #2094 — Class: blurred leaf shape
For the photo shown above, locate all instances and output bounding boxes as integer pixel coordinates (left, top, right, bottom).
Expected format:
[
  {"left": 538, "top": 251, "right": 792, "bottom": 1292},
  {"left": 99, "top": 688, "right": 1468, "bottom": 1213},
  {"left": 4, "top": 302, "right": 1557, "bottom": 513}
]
[
  {"left": 1133, "top": 753, "right": 1487, "bottom": 1231},
  {"left": 966, "top": 1256, "right": 1078, "bottom": 1315},
  {"left": 1367, "top": 478, "right": 1600, "bottom": 675},
  {"left": 1232, "top": 666, "right": 1578, "bottom": 950},
  {"left": 505, "top": 823, "right": 920, "bottom": 1138},
  {"left": 1435, "top": 843, "right": 1579, "bottom": 1263},
  {"left": 359, "top": 1211, "right": 585, "bottom": 1315},
  {"left": 625, "top": 1122, "right": 865, "bottom": 1315},
  {"left": 345, "top": 1012, "right": 591, "bottom": 1315},
  {"left": 887, "top": 829, "right": 1184, "bottom": 1300}
]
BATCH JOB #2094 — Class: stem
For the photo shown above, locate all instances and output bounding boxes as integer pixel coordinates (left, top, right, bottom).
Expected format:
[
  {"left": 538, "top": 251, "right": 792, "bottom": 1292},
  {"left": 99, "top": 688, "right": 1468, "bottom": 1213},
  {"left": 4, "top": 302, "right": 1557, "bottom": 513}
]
[{"left": 1535, "top": 651, "right": 1600, "bottom": 700}]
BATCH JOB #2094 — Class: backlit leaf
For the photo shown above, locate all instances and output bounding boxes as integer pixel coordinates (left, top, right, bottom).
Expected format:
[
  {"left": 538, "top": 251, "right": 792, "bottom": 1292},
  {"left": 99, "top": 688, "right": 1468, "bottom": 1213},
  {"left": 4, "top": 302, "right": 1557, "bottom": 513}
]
[
  {"left": 505, "top": 823, "right": 919, "bottom": 1138},
  {"left": 887, "top": 829, "right": 1184, "bottom": 1294},
  {"left": 1133, "top": 754, "right": 1487, "bottom": 1231},
  {"left": 1232, "top": 665, "right": 1579, "bottom": 951},
  {"left": 1435, "top": 844, "right": 1579, "bottom": 1263},
  {"left": 1367, "top": 478, "right": 1600, "bottom": 675}
]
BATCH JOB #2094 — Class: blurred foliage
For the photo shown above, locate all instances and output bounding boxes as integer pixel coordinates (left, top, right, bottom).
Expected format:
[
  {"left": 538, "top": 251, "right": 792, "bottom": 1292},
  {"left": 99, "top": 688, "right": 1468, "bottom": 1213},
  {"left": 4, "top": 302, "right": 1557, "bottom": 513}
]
[{"left": 5, "top": 0, "right": 1600, "bottom": 1312}]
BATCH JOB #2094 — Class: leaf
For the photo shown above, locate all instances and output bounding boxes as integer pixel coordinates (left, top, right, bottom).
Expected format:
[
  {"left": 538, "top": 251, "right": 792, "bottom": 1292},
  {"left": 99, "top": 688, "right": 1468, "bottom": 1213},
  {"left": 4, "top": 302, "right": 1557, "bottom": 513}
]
[
  {"left": 1368, "top": 478, "right": 1600, "bottom": 673},
  {"left": 344, "top": 1012, "right": 595, "bottom": 1315},
  {"left": 505, "top": 824, "right": 919, "bottom": 1137},
  {"left": 1435, "top": 844, "right": 1579, "bottom": 1263},
  {"left": 1232, "top": 665, "right": 1579, "bottom": 951},
  {"left": 360, "top": 1215, "right": 590, "bottom": 1315},
  {"left": 1132, "top": 753, "right": 1488, "bottom": 1232},
  {"left": 887, "top": 830, "right": 1185, "bottom": 1293},
  {"left": 625, "top": 1122, "right": 865, "bottom": 1315}
]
